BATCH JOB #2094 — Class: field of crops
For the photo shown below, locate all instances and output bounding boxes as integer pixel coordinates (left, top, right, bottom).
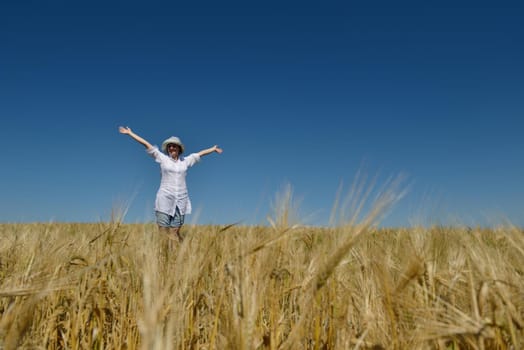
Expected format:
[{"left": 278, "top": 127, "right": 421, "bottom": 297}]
[{"left": 1, "top": 213, "right": 523, "bottom": 350}]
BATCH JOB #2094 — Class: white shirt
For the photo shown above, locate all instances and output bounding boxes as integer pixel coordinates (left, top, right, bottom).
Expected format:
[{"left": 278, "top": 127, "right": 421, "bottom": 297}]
[{"left": 147, "top": 147, "right": 201, "bottom": 216}]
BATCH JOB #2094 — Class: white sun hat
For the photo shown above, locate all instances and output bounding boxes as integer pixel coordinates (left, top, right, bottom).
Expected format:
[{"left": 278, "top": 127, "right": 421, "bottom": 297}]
[{"left": 161, "top": 136, "right": 185, "bottom": 153}]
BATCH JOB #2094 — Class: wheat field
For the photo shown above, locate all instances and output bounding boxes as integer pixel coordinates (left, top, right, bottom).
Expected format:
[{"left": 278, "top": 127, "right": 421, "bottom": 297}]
[{"left": 1, "top": 190, "right": 523, "bottom": 349}]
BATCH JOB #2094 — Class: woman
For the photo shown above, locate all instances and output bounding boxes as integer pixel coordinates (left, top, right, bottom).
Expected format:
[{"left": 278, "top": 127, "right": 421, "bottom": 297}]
[{"left": 119, "top": 126, "right": 223, "bottom": 241}]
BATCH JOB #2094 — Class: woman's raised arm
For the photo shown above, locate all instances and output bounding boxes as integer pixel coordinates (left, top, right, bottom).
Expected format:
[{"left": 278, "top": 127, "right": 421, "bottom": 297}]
[
  {"left": 119, "top": 126, "right": 153, "bottom": 150},
  {"left": 197, "top": 145, "right": 223, "bottom": 157}
]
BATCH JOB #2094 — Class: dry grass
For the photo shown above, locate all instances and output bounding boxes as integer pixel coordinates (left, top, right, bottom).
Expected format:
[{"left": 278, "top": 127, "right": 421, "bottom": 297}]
[{"left": 1, "top": 189, "right": 523, "bottom": 349}]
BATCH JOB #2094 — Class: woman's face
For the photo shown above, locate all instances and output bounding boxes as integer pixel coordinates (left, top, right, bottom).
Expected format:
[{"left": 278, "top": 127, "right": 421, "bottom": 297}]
[{"left": 167, "top": 143, "right": 181, "bottom": 158}]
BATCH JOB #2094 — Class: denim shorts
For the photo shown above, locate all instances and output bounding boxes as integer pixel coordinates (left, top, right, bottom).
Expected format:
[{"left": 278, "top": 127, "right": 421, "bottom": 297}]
[{"left": 155, "top": 208, "right": 185, "bottom": 228}]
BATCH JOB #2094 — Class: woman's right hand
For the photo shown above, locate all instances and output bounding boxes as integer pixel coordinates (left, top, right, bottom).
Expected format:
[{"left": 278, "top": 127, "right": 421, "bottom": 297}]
[{"left": 119, "top": 126, "right": 132, "bottom": 135}]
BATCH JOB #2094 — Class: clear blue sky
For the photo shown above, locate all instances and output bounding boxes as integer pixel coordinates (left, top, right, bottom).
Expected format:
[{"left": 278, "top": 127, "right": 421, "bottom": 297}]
[{"left": 1, "top": 1, "right": 523, "bottom": 227}]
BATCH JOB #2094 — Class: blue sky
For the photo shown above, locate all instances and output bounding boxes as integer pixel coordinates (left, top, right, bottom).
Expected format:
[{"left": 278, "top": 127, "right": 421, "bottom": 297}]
[{"left": 1, "top": 1, "right": 523, "bottom": 227}]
